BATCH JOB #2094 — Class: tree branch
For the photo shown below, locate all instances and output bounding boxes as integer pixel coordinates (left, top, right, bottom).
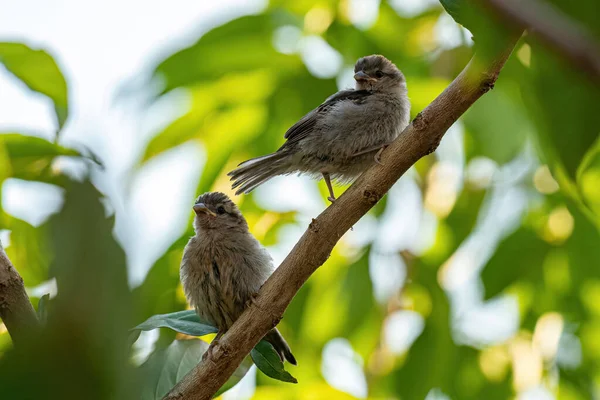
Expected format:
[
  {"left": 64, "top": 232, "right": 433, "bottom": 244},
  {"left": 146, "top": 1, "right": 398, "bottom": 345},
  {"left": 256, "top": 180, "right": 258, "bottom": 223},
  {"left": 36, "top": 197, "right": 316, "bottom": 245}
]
[
  {"left": 483, "top": 0, "right": 600, "bottom": 82},
  {"left": 164, "top": 34, "right": 522, "bottom": 400},
  {"left": 0, "top": 240, "right": 40, "bottom": 345}
]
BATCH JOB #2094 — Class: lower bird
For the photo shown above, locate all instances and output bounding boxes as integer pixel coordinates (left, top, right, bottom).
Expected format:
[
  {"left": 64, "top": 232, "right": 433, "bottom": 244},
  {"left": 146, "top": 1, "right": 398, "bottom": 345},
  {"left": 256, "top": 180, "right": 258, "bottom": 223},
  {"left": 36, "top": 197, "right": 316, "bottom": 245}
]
[
  {"left": 228, "top": 54, "right": 410, "bottom": 201},
  {"left": 180, "top": 192, "right": 296, "bottom": 364}
]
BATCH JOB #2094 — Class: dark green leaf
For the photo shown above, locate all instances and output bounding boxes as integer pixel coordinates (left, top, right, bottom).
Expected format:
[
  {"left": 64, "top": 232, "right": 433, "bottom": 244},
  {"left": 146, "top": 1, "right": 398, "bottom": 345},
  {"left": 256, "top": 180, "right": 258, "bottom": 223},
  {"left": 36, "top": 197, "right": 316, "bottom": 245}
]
[
  {"left": 251, "top": 340, "right": 297, "bottom": 383},
  {"left": 342, "top": 250, "right": 376, "bottom": 334},
  {"left": 393, "top": 265, "right": 459, "bottom": 398},
  {"left": 481, "top": 228, "right": 550, "bottom": 299},
  {"left": 132, "top": 310, "right": 218, "bottom": 337},
  {"left": 439, "top": 0, "right": 465, "bottom": 27},
  {"left": 463, "top": 84, "right": 531, "bottom": 164},
  {"left": 37, "top": 294, "right": 50, "bottom": 325},
  {"left": 132, "top": 235, "right": 188, "bottom": 324},
  {"left": 0, "top": 181, "right": 134, "bottom": 399},
  {"left": 0, "top": 43, "right": 69, "bottom": 131}
]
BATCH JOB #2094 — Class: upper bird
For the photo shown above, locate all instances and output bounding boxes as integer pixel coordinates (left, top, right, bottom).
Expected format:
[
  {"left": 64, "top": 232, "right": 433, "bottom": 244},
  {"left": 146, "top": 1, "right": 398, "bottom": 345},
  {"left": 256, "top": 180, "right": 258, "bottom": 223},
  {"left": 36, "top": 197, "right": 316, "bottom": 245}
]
[
  {"left": 180, "top": 192, "right": 296, "bottom": 365},
  {"left": 228, "top": 54, "right": 410, "bottom": 201}
]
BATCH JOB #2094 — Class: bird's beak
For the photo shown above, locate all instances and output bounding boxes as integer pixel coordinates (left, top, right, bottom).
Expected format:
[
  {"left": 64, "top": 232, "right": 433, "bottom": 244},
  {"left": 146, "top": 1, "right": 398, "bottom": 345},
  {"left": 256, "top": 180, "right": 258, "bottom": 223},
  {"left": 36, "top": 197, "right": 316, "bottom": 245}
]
[
  {"left": 193, "top": 203, "right": 216, "bottom": 216},
  {"left": 354, "top": 71, "right": 376, "bottom": 82}
]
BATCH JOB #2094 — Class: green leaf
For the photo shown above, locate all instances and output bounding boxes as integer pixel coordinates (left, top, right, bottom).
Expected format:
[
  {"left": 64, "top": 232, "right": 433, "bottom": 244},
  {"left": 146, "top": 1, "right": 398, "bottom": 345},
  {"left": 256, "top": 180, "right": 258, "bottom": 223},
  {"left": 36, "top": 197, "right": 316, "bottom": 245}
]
[
  {"left": 0, "top": 133, "right": 83, "bottom": 182},
  {"left": 37, "top": 294, "right": 50, "bottom": 325},
  {"left": 439, "top": 0, "right": 465, "bottom": 27},
  {"left": 4, "top": 218, "right": 52, "bottom": 287},
  {"left": 341, "top": 250, "right": 376, "bottom": 334},
  {"left": 517, "top": 12, "right": 600, "bottom": 227},
  {"left": 132, "top": 235, "right": 188, "bottom": 320},
  {"left": 139, "top": 339, "right": 252, "bottom": 400},
  {"left": 1, "top": 133, "right": 79, "bottom": 158},
  {"left": 152, "top": 14, "right": 294, "bottom": 94},
  {"left": 393, "top": 265, "right": 459, "bottom": 398},
  {"left": 132, "top": 310, "right": 218, "bottom": 337},
  {"left": 0, "top": 43, "right": 69, "bottom": 131},
  {"left": 463, "top": 84, "right": 531, "bottom": 164},
  {"left": 481, "top": 228, "right": 550, "bottom": 299},
  {"left": 251, "top": 340, "right": 297, "bottom": 384},
  {"left": 0, "top": 181, "right": 135, "bottom": 399}
]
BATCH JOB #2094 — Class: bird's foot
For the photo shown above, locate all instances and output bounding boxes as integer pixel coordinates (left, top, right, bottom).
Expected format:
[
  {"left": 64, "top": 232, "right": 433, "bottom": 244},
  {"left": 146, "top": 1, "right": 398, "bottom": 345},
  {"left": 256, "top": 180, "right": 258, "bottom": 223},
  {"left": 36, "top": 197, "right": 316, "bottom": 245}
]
[
  {"left": 322, "top": 172, "right": 337, "bottom": 203},
  {"left": 203, "top": 337, "right": 220, "bottom": 361},
  {"left": 374, "top": 145, "right": 387, "bottom": 165},
  {"left": 245, "top": 292, "right": 259, "bottom": 309}
]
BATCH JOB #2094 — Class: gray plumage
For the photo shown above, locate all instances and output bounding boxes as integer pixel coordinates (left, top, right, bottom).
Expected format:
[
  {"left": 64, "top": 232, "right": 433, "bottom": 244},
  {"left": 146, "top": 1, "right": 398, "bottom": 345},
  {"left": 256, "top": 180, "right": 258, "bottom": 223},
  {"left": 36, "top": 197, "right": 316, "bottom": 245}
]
[
  {"left": 228, "top": 54, "right": 411, "bottom": 200},
  {"left": 180, "top": 192, "right": 296, "bottom": 365}
]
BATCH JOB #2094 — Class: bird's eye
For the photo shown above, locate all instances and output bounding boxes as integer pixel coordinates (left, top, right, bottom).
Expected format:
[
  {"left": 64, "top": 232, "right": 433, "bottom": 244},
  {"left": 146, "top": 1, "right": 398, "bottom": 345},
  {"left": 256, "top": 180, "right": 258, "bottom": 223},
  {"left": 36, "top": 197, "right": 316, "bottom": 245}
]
[
  {"left": 216, "top": 206, "right": 226, "bottom": 215},
  {"left": 375, "top": 70, "right": 384, "bottom": 78}
]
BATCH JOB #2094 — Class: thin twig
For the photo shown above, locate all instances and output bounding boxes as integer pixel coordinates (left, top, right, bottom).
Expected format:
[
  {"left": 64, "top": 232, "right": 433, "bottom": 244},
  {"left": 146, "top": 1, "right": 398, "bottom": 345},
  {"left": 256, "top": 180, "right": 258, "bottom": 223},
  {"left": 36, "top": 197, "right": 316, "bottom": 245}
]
[
  {"left": 163, "top": 32, "right": 522, "bottom": 400},
  {"left": 0, "top": 240, "right": 40, "bottom": 345},
  {"left": 483, "top": 0, "right": 600, "bottom": 82}
]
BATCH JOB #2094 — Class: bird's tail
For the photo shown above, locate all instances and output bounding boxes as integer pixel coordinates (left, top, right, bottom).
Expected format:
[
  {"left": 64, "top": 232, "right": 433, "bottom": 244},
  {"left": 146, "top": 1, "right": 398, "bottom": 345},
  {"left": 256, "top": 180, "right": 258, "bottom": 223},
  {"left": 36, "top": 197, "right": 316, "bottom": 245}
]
[
  {"left": 228, "top": 151, "right": 289, "bottom": 195},
  {"left": 264, "top": 328, "right": 297, "bottom": 365}
]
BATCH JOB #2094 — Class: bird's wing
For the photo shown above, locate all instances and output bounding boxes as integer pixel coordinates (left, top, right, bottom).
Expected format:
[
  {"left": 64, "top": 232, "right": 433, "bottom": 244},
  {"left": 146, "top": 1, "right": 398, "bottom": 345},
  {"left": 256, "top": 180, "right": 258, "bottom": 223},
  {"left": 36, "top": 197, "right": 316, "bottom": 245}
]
[{"left": 283, "top": 89, "right": 373, "bottom": 145}]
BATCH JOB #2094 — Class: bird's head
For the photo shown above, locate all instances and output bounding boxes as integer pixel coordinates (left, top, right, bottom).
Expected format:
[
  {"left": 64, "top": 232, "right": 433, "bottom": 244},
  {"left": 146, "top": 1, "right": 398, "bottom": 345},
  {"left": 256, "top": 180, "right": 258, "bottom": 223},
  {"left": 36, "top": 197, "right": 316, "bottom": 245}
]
[
  {"left": 353, "top": 55, "right": 406, "bottom": 93},
  {"left": 192, "top": 192, "right": 248, "bottom": 232}
]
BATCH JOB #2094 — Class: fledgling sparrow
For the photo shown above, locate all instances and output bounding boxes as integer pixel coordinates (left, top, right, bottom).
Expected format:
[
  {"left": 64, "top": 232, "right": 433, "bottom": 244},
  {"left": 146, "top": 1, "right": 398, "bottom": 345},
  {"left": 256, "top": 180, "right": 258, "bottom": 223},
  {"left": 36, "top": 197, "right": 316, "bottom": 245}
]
[
  {"left": 228, "top": 54, "right": 410, "bottom": 201},
  {"left": 180, "top": 192, "right": 296, "bottom": 364}
]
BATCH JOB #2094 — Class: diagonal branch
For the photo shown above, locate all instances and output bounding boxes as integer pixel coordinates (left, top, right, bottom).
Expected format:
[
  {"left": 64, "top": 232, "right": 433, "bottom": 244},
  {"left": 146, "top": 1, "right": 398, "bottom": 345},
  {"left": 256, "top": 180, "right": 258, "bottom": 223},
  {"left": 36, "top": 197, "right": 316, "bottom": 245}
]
[
  {"left": 0, "top": 240, "right": 40, "bottom": 345},
  {"left": 482, "top": 0, "right": 600, "bottom": 82},
  {"left": 164, "top": 34, "right": 522, "bottom": 400}
]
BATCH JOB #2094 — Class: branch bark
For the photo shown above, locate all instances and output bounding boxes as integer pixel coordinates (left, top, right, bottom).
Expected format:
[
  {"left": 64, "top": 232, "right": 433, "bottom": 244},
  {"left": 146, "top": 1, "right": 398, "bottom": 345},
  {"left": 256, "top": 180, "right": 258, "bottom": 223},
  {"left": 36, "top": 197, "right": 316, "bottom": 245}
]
[
  {"left": 483, "top": 0, "right": 600, "bottom": 82},
  {"left": 0, "top": 240, "right": 40, "bottom": 345},
  {"left": 164, "top": 35, "right": 522, "bottom": 400}
]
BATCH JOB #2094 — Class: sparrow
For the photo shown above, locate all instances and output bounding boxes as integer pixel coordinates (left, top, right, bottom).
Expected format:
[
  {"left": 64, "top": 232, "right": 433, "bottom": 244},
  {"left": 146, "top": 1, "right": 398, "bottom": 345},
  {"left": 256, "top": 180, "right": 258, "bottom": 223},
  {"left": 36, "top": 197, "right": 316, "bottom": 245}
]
[
  {"left": 180, "top": 192, "right": 296, "bottom": 364},
  {"left": 228, "top": 54, "right": 410, "bottom": 201}
]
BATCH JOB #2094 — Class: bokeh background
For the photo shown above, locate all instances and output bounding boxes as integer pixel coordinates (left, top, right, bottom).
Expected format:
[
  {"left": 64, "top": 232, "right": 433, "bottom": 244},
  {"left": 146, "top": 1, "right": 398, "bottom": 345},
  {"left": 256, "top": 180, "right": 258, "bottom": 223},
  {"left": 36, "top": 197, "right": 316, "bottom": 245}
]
[{"left": 0, "top": 0, "right": 598, "bottom": 399}]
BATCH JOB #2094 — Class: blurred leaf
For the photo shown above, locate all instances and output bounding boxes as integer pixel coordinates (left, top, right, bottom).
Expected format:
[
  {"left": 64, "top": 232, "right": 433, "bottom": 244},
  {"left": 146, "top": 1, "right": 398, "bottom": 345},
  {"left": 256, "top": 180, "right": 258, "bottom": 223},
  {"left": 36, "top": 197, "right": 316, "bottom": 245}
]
[
  {"left": 132, "top": 235, "right": 187, "bottom": 325},
  {"left": 139, "top": 339, "right": 252, "bottom": 399},
  {"left": 36, "top": 293, "right": 50, "bottom": 325},
  {"left": 341, "top": 250, "right": 376, "bottom": 334},
  {"left": 440, "top": 187, "right": 487, "bottom": 262},
  {"left": 0, "top": 133, "right": 84, "bottom": 183},
  {"left": 565, "top": 205, "right": 600, "bottom": 286},
  {"left": 0, "top": 133, "right": 78, "bottom": 158},
  {"left": 48, "top": 181, "right": 133, "bottom": 397},
  {"left": 4, "top": 218, "right": 51, "bottom": 287},
  {"left": 520, "top": 31, "right": 600, "bottom": 225},
  {"left": 463, "top": 84, "right": 532, "bottom": 164},
  {"left": 132, "top": 310, "right": 217, "bottom": 337},
  {"left": 0, "top": 43, "right": 69, "bottom": 131},
  {"left": 251, "top": 340, "right": 297, "bottom": 384},
  {"left": 527, "top": 46, "right": 600, "bottom": 177},
  {"left": 153, "top": 14, "right": 294, "bottom": 94},
  {"left": 0, "top": 181, "right": 134, "bottom": 399},
  {"left": 481, "top": 228, "right": 549, "bottom": 299},
  {"left": 393, "top": 266, "right": 459, "bottom": 398},
  {"left": 576, "top": 138, "right": 600, "bottom": 221}
]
